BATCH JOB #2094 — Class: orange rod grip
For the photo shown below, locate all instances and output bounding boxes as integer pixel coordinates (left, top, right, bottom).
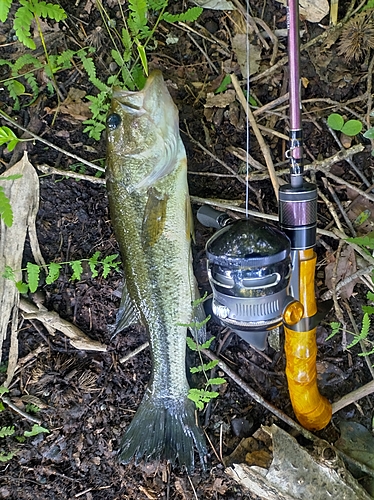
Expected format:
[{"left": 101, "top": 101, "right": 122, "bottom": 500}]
[{"left": 284, "top": 250, "right": 332, "bottom": 431}]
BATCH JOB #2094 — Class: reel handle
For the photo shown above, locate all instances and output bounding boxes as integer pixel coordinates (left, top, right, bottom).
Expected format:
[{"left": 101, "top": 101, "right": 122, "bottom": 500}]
[
  {"left": 284, "top": 249, "right": 332, "bottom": 430},
  {"left": 197, "top": 205, "right": 231, "bottom": 229}
]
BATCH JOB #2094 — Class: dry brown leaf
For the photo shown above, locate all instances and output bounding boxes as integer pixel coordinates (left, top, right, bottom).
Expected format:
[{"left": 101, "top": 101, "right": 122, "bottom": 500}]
[
  {"left": 232, "top": 34, "right": 262, "bottom": 77},
  {"left": 205, "top": 90, "right": 236, "bottom": 108},
  {"left": 276, "top": 0, "right": 329, "bottom": 23},
  {"left": 324, "top": 246, "right": 358, "bottom": 299},
  {"left": 0, "top": 152, "right": 44, "bottom": 386},
  {"left": 58, "top": 87, "right": 92, "bottom": 121}
]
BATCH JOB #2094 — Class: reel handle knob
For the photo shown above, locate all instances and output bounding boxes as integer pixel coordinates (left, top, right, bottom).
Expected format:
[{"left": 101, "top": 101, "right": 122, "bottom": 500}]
[{"left": 197, "top": 206, "right": 231, "bottom": 229}]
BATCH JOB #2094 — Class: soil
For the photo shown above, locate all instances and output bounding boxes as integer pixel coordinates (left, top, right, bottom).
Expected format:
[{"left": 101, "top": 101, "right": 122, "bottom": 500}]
[{"left": 1, "top": 1, "right": 374, "bottom": 499}]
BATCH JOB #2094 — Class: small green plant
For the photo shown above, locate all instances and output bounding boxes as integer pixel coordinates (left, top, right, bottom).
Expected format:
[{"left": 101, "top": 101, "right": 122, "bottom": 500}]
[
  {"left": 328, "top": 313, "right": 373, "bottom": 354},
  {"left": 327, "top": 113, "right": 363, "bottom": 136},
  {"left": 3, "top": 251, "right": 120, "bottom": 294},
  {"left": 187, "top": 336, "right": 226, "bottom": 410},
  {"left": 0, "top": 173, "right": 23, "bottom": 228},
  {"left": 0, "top": 385, "right": 47, "bottom": 462}
]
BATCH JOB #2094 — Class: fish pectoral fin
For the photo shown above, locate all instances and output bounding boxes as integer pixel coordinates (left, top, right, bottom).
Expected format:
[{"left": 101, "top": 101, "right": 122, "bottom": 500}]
[
  {"left": 112, "top": 280, "right": 141, "bottom": 337},
  {"left": 141, "top": 187, "right": 168, "bottom": 248}
]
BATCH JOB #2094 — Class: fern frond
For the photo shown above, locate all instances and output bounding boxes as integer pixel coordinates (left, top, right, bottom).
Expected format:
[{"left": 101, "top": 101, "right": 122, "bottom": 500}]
[
  {"left": 13, "top": 5, "right": 35, "bottom": 50},
  {"left": 0, "top": 187, "right": 14, "bottom": 227},
  {"left": 128, "top": 0, "right": 149, "bottom": 38},
  {"left": 147, "top": 0, "right": 168, "bottom": 10},
  {"left": 25, "top": 73, "right": 40, "bottom": 101},
  {"left": 0, "top": 0, "right": 12, "bottom": 23},
  {"left": 33, "top": 1, "right": 66, "bottom": 22},
  {"left": 0, "top": 451, "right": 15, "bottom": 462},
  {"left": 26, "top": 262, "right": 41, "bottom": 293},
  {"left": 0, "top": 426, "right": 15, "bottom": 438},
  {"left": 45, "top": 262, "right": 61, "bottom": 284},
  {"left": 347, "top": 313, "right": 371, "bottom": 349},
  {"left": 12, "top": 54, "right": 42, "bottom": 76},
  {"left": 162, "top": 7, "right": 203, "bottom": 23},
  {"left": 70, "top": 260, "right": 83, "bottom": 281},
  {"left": 81, "top": 57, "right": 109, "bottom": 92}
]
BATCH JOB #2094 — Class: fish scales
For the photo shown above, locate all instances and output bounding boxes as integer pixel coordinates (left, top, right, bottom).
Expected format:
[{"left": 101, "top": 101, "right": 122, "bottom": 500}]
[{"left": 106, "top": 71, "right": 206, "bottom": 470}]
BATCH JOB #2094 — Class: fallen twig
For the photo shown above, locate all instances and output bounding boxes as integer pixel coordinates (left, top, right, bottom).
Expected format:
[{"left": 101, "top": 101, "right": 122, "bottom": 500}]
[
  {"left": 19, "top": 298, "right": 107, "bottom": 352},
  {"left": 230, "top": 73, "right": 280, "bottom": 198},
  {"left": 2, "top": 396, "right": 41, "bottom": 425},
  {"left": 332, "top": 379, "right": 374, "bottom": 414}
]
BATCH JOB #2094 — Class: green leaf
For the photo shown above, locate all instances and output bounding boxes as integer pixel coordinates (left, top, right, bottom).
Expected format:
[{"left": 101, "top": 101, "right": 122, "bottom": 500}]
[
  {"left": 16, "top": 281, "right": 29, "bottom": 294},
  {"left": 0, "top": 426, "right": 15, "bottom": 438},
  {"left": 162, "top": 6, "right": 203, "bottom": 23},
  {"left": 347, "top": 232, "right": 374, "bottom": 249},
  {"left": 102, "top": 254, "right": 119, "bottom": 278},
  {"left": 0, "top": 126, "right": 19, "bottom": 147},
  {"left": 2, "top": 265, "right": 15, "bottom": 281},
  {"left": 0, "top": 386, "right": 9, "bottom": 395},
  {"left": 190, "top": 359, "right": 219, "bottom": 373},
  {"left": 88, "top": 251, "right": 100, "bottom": 278},
  {"left": 207, "top": 377, "right": 226, "bottom": 386},
  {"left": 367, "top": 291, "right": 374, "bottom": 301},
  {"left": 33, "top": 1, "right": 67, "bottom": 22},
  {"left": 347, "top": 313, "right": 370, "bottom": 349},
  {"left": 0, "top": 174, "right": 22, "bottom": 181},
  {"left": 70, "top": 260, "right": 83, "bottom": 281},
  {"left": 0, "top": 451, "right": 15, "bottom": 462},
  {"left": 200, "top": 335, "right": 215, "bottom": 349},
  {"left": 0, "top": 401, "right": 5, "bottom": 411},
  {"left": 341, "top": 119, "right": 363, "bottom": 137},
  {"left": 186, "top": 336, "right": 198, "bottom": 351},
  {"left": 215, "top": 75, "right": 231, "bottom": 94},
  {"left": 13, "top": 5, "right": 35, "bottom": 49},
  {"left": 363, "top": 127, "right": 374, "bottom": 139},
  {"left": 0, "top": 188, "right": 13, "bottom": 227},
  {"left": 46, "top": 262, "right": 61, "bottom": 284},
  {"left": 26, "top": 262, "right": 40, "bottom": 293},
  {"left": 362, "top": 305, "right": 374, "bottom": 315},
  {"left": 25, "top": 403, "right": 40, "bottom": 413},
  {"left": 326, "top": 322, "right": 341, "bottom": 341},
  {"left": 327, "top": 113, "right": 344, "bottom": 131},
  {"left": 0, "top": 0, "right": 12, "bottom": 23},
  {"left": 23, "top": 424, "right": 49, "bottom": 437},
  {"left": 136, "top": 42, "right": 148, "bottom": 76}
]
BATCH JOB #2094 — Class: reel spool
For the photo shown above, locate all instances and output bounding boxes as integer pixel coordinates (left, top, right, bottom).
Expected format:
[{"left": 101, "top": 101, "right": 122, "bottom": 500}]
[{"left": 198, "top": 208, "right": 303, "bottom": 350}]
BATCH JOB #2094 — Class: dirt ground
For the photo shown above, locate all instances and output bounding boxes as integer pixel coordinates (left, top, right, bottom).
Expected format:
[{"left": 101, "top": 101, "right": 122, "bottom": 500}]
[{"left": 1, "top": 0, "right": 374, "bottom": 498}]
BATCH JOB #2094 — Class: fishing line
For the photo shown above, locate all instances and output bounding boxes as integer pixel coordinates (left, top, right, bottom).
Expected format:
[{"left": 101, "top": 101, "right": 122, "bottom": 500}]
[{"left": 245, "top": 0, "right": 250, "bottom": 218}]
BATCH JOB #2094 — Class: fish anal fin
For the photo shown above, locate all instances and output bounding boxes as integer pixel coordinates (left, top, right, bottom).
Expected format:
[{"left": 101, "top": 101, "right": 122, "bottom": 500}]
[
  {"left": 113, "top": 280, "right": 141, "bottom": 336},
  {"left": 142, "top": 188, "right": 168, "bottom": 247}
]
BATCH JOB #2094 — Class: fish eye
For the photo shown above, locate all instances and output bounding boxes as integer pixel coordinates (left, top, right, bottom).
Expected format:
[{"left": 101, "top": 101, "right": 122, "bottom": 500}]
[{"left": 107, "top": 113, "right": 121, "bottom": 130}]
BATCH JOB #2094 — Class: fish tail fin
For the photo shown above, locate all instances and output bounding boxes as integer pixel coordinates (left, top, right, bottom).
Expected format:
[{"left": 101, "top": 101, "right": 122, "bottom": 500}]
[{"left": 119, "top": 390, "right": 206, "bottom": 471}]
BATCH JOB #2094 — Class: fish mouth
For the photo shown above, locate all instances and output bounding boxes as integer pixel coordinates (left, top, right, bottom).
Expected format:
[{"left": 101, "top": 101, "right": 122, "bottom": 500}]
[{"left": 112, "top": 71, "right": 168, "bottom": 116}]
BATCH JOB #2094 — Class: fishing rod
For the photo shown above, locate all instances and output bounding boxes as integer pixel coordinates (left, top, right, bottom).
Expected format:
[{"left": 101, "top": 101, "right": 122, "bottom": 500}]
[{"left": 197, "top": 0, "right": 332, "bottom": 431}]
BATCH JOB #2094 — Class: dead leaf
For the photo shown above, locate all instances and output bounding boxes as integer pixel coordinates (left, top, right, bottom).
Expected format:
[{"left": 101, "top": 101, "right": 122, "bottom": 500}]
[
  {"left": 58, "top": 87, "right": 92, "bottom": 121},
  {"left": 276, "top": 0, "right": 329, "bottom": 23},
  {"left": 225, "top": 424, "right": 372, "bottom": 499},
  {"left": 324, "top": 246, "right": 358, "bottom": 299},
  {"left": 205, "top": 90, "right": 236, "bottom": 108},
  {"left": 232, "top": 34, "right": 262, "bottom": 77},
  {"left": 212, "top": 477, "right": 228, "bottom": 494},
  {"left": 192, "top": 0, "right": 234, "bottom": 9},
  {"left": 0, "top": 152, "right": 45, "bottom": 386}
]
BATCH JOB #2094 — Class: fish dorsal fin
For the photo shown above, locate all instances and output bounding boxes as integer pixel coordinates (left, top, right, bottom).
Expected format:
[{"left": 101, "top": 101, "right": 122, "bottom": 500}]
[
  {"left": 142, "top": 187, "right": 168, "bottom": 248},
  {"left": 113, "top": 280, "right": 141, "bottom": 336}
]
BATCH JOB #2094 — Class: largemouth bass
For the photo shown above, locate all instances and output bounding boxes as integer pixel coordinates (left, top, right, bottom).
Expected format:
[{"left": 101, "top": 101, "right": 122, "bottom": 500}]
[{"left": 106, "top": 71, "right": 206, "bottom": 470}]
